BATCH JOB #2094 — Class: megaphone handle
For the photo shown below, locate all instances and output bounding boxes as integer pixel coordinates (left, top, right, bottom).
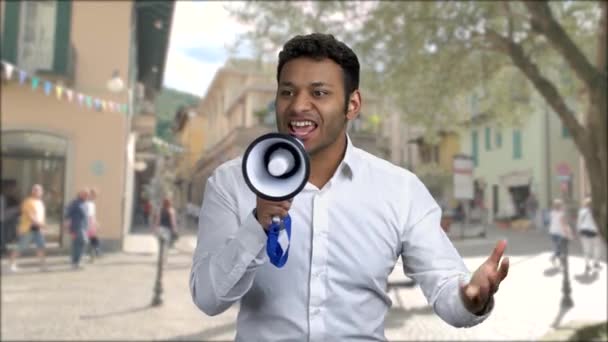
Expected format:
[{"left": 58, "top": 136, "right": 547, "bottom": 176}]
[{"left": 271, "top": 215, "right": 284, "bottom": 230}]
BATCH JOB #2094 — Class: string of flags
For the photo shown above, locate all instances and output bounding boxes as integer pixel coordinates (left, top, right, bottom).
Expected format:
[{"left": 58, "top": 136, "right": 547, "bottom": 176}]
[
  {"left": 1, "top": 60, "right": 128, "bottom": 114},
  {"left": 152, "top": 136, "right": 184, "bottom": 154}
]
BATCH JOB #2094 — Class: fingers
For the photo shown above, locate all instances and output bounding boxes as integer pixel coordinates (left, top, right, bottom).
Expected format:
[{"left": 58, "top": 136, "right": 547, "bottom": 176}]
[
  {"left": 256, "top": 197, "right": 293, "bottom": 229},
  {"left": 498, "top": 256, "right": 509, "bottom": 282},
  {"left": 488, "top": 239, "right": 507, "bottom": 265}
]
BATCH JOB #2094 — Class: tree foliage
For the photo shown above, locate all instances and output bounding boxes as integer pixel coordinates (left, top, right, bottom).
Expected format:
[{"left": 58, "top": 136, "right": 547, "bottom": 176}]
[{"left": 226, "top": 1, "right": 607, "bottom": 238}]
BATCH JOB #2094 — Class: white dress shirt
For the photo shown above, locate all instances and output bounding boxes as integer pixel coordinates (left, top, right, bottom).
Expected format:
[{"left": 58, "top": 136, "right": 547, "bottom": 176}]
[{"left": 190, "top": 136, "right": 492, "bottom": 341}]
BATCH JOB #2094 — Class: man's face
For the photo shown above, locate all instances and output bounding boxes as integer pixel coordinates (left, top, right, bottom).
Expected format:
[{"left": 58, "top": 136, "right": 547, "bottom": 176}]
[
  {"left": 31, "top": 185, "right": 43, "bottom": 199},
  {"left": 275, "top": 57, "right": 359, "bottom": 156}
]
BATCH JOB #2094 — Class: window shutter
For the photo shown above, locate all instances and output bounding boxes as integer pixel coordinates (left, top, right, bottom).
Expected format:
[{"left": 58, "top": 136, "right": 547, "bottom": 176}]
[
  {"left": 52, "top": 0, "right": 72, "bottom": 74},
  {"left": 1, "top": 1, "right": 21, "bottom": 64}
]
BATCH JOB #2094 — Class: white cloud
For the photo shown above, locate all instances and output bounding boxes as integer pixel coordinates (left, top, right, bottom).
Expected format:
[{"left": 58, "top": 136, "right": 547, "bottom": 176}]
[{"left": 163, "top": 1, "right": 252, "bottom": 96}]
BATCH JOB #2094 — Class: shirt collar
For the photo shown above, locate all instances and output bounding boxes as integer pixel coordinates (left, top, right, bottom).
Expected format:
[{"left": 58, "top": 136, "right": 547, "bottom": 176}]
[{"left": 339, "top": 134, "right": 358, "bottom": 180}]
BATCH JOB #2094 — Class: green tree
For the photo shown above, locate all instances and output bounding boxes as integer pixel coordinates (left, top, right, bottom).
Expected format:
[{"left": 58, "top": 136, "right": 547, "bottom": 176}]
[
  {"left": 154, "top": 87, "right": 200, "bottom": 141},
  {"left": 227, "top": 1, "right": 607, "bottom": 239}
]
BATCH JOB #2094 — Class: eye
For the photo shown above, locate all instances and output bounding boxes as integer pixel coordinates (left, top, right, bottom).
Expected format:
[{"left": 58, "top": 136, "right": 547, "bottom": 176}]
[
  {"left": 279, "top": 89, "right": 293, "bottom": 97},
  {"left": 313, "top": 90, "right": 329, "bottom": 97}
]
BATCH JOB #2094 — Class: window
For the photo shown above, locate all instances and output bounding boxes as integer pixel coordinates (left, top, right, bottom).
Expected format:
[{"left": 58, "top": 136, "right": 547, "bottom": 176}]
[
  {"left": 485, "top": 126, "right": 491, "bottom": 151},
  {"left": 513, "top": 129, "right": 522, "bottom": 159},
  {"left": 17, "top": 2, "right": 57, "bottom": 73},
  {"left": 472, "top": 130, "right": 479, "bottom": 166},
  {"left": 1, "top": 1, "right": 71, "bottom": 74},
  {"left": 495, "top": 128, "right": 502, "bottom": 148},
  {"left": 562, "top": 124, "right": 571, "bottom": 138}
]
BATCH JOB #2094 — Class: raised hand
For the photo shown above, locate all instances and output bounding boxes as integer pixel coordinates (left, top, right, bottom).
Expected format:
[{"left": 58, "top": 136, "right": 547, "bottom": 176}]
[{"left": 460, "top": 239, "right": 510, "bottom": 315}]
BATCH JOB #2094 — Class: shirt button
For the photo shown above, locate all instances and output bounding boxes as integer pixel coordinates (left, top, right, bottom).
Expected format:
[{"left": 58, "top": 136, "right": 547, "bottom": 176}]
[{"left": 311, "top": 308, "right": 320, "bottom": 316}]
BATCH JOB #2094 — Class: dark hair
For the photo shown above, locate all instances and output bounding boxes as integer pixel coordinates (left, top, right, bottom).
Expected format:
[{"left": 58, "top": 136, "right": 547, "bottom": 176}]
[{"left": 277, "top": 33, "right": 360, "bottom": 108}]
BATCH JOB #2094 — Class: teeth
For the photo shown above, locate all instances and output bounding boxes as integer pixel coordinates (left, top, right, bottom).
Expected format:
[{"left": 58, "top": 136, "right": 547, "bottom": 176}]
[{"left": 290, "top": 120, "right": 314, "bottom": 127}]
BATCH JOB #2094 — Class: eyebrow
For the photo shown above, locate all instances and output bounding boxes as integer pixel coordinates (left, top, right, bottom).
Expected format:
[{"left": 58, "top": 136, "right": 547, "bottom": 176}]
[{"left": 279, "top": 81, "right": 333, "bottom": 88}]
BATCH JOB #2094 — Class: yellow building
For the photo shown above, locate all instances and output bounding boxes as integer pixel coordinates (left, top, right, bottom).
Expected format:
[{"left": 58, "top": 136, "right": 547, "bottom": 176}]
[
  {"left": 410, "top": 130, "right": 461, "bottom": 207},
  {"left": 1, "top": 1, "right": 173, "bottom": 251},
  {"left": 172, "top": 59, "right": 276, "bottom": 205}
]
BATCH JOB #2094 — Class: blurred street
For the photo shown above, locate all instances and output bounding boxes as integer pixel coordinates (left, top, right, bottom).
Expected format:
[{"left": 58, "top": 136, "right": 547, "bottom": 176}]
[
  {"left": 1, "top": 1, "right": 606, "bottom": 341},
  {"left": 2, "top": 223, "right": 606, "bottom": 341}
]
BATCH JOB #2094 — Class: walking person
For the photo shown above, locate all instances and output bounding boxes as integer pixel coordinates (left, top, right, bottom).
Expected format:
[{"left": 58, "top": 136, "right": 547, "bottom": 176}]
[
  {"left": 190, "top": 33, "right": 510, "bottom": 340},
  {"left": 154, "top": 198, "right": 179, "bottom": 249},
  {"left": 9, "top": 184, "right": 47, "bottom": 272},
  {"left": 577, "top": 197, "right": 602, "bottom": 273},
  {"left": 64, "top": 189, "right": 89, "bottom": 269},
  {"left": 1, "top": 180, "right": 21, "bottom": 256},
  {"left": 86, "top": 188, "right": 101, "bottom": 262},
  {"left": 525, "top": 192, "right": 539, "bottom": 229},
  {"left": 548, "top": 198, "right": 574, "bottom": 267}
]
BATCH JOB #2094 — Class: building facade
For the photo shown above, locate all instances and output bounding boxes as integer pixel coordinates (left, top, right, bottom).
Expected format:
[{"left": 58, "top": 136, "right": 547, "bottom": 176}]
[
  {"left": 459, "top": 95, "right": 582, "bottom": 222},
  {"left": 1, "top": 0, "right": 173, "bottom": 251}
]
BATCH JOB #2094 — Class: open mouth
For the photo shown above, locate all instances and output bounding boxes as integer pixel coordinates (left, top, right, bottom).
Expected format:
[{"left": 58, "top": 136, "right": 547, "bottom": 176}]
[{"left": 288, "top": 120, "right": 318, "bottom": 140}]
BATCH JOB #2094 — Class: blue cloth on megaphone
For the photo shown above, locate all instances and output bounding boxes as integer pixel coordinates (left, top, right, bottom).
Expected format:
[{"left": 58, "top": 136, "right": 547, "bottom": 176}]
[{"left": 266, "top": 214, "right": 291, "bottom": 268}]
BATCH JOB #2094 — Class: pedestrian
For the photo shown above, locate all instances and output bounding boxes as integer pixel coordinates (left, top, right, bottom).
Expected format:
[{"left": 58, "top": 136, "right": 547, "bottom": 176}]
[
  {"left": 154, "top": 197, "right": 179, "bottom": 248},
  {"left": 86, "top": 188, "right": 101, "bottom": 261},
  {"left": 64, "top": 188, "right": 89, "bottom": 269},
  {"left": 190, "top": 33, "right": 510, "bottom": 341},
  {"left": 576, "top": 197, "right": 602, "bottom": 273},
  {"left": 1, "top": 180, "right": 21, "bottom": 256},
  {"left": 143, "top": 198, "right": 151, "bottom": 227},
  {"left": 548, "top": 198, "right": 574, "bottom": 267},
  {"left": 9, "top": 184, "right": 47, "bottom": 272},
  {"left": 525, "top": 192, "right": 539, "bottom": 229}
]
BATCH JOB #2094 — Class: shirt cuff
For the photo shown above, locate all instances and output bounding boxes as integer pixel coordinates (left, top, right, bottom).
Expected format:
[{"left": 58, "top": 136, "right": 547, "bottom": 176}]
[{"left": 237, "top": 209, "right": 269, "bottom": 261}]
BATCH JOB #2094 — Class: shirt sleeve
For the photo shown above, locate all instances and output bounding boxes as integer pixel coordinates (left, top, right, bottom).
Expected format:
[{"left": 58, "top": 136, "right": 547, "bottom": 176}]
[
  {"left": 189, "top": 170, "right": 269, "bottom": 316},
  {"left": 400, "top": 175, "right": 492, "bottom": 328}
]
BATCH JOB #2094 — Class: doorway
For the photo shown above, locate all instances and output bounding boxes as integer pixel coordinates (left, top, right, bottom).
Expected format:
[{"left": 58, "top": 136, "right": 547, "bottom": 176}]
[{"left": 1, "top": 131, "right": 68, "bottom": 247}]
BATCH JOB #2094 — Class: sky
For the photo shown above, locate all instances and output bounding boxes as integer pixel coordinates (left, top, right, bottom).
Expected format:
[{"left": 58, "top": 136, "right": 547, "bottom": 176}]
[{"left": 163, "top": 1, "right": 252, "bottom": 98}]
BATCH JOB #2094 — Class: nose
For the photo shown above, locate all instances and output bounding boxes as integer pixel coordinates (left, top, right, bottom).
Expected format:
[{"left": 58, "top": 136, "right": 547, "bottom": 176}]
[{"left": 290, "top": 91, "right": 313, "bottom": 114}]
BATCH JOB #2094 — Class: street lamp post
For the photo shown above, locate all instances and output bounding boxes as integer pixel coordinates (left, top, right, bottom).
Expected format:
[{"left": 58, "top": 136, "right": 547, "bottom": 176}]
[
  {"left": 560, "top": 240, "right": 574, "bottom": 309},
  {"left": 151, "top": 228, "right": 169, "bottom": 307}
]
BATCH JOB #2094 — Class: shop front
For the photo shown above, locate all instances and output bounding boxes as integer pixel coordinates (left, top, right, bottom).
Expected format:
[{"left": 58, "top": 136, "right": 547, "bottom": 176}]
[{"left": 1, "top": 130, "right": 68, "bottom": 247}]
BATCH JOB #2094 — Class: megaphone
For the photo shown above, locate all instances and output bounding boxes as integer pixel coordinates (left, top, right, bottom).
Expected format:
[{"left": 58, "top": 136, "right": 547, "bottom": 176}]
[
  {"left": 242, "top": 133, "right": 310, "bottom": 202},
  {"left": 242, "top": 133, "right": 310, "bottom": 268}
]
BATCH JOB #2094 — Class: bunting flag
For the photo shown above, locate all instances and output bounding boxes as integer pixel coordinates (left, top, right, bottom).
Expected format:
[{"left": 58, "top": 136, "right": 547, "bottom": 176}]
[
  {"left": 31, "top": 77, "right": 40, "bottom": 90},
  {"left": 2, "top": 61, "right": 15, "bottom": 80},
  {"left": 19, "top": 70, "right": 27, "bottom": 84},
  {"left": 66, "top": 89, "right": 74, "bottom": 102},
  {"left": 55, "top": 85, "right": 64, "bottom": 99},
  {"left": 151, "top": 136, "right": 185, "bottom": 154},
  {"left": 44, "top": 81, "right": 53, "bottom": 95},
  {"left": 2, "top": 59, "right": 128, "bottom": 114}
]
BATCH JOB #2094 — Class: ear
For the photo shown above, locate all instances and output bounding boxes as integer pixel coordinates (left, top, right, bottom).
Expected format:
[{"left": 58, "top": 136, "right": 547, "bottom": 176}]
[{"left": 346, "top": 89, "right": 361, "bottom": 121}]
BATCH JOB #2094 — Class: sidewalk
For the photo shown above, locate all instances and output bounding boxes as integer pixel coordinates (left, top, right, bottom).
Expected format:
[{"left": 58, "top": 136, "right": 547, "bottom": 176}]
[{"left": 1, "top": 224, "right": 606, "bottom": 341}]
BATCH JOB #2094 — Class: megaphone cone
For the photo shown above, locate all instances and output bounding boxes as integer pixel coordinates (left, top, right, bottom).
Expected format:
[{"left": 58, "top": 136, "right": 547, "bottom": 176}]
[{"left": 242, "top": 133, "right": 310, "bottom": 201}]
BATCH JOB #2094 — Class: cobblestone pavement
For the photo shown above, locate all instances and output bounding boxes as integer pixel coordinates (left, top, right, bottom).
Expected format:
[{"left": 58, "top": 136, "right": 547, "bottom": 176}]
[{"left": 1, "top": 224, "right": 606, "bottom": 341}]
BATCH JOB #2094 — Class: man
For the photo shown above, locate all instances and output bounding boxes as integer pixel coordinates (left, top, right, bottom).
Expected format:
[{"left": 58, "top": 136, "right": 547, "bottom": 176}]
[
  {"left": 86, "top": 188, "right": 101, "bottom": 261},
  {"left": 576, "top": 197, "right": 602, "bottom": 273},
  {"left": 1, "top": 180, "right": 21, "bottom": 256},
  {"left": 64, "top": 188, "right": 89, "bottom": 269},
  {"left": 190, "top": 33, "right": 509, "bottom": 341},
  {"left": 525, "top": 192, "right": 539, "bottom": 229},
  {"left": 9, "top": 184, "right": 47, "bottom": 272}
]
